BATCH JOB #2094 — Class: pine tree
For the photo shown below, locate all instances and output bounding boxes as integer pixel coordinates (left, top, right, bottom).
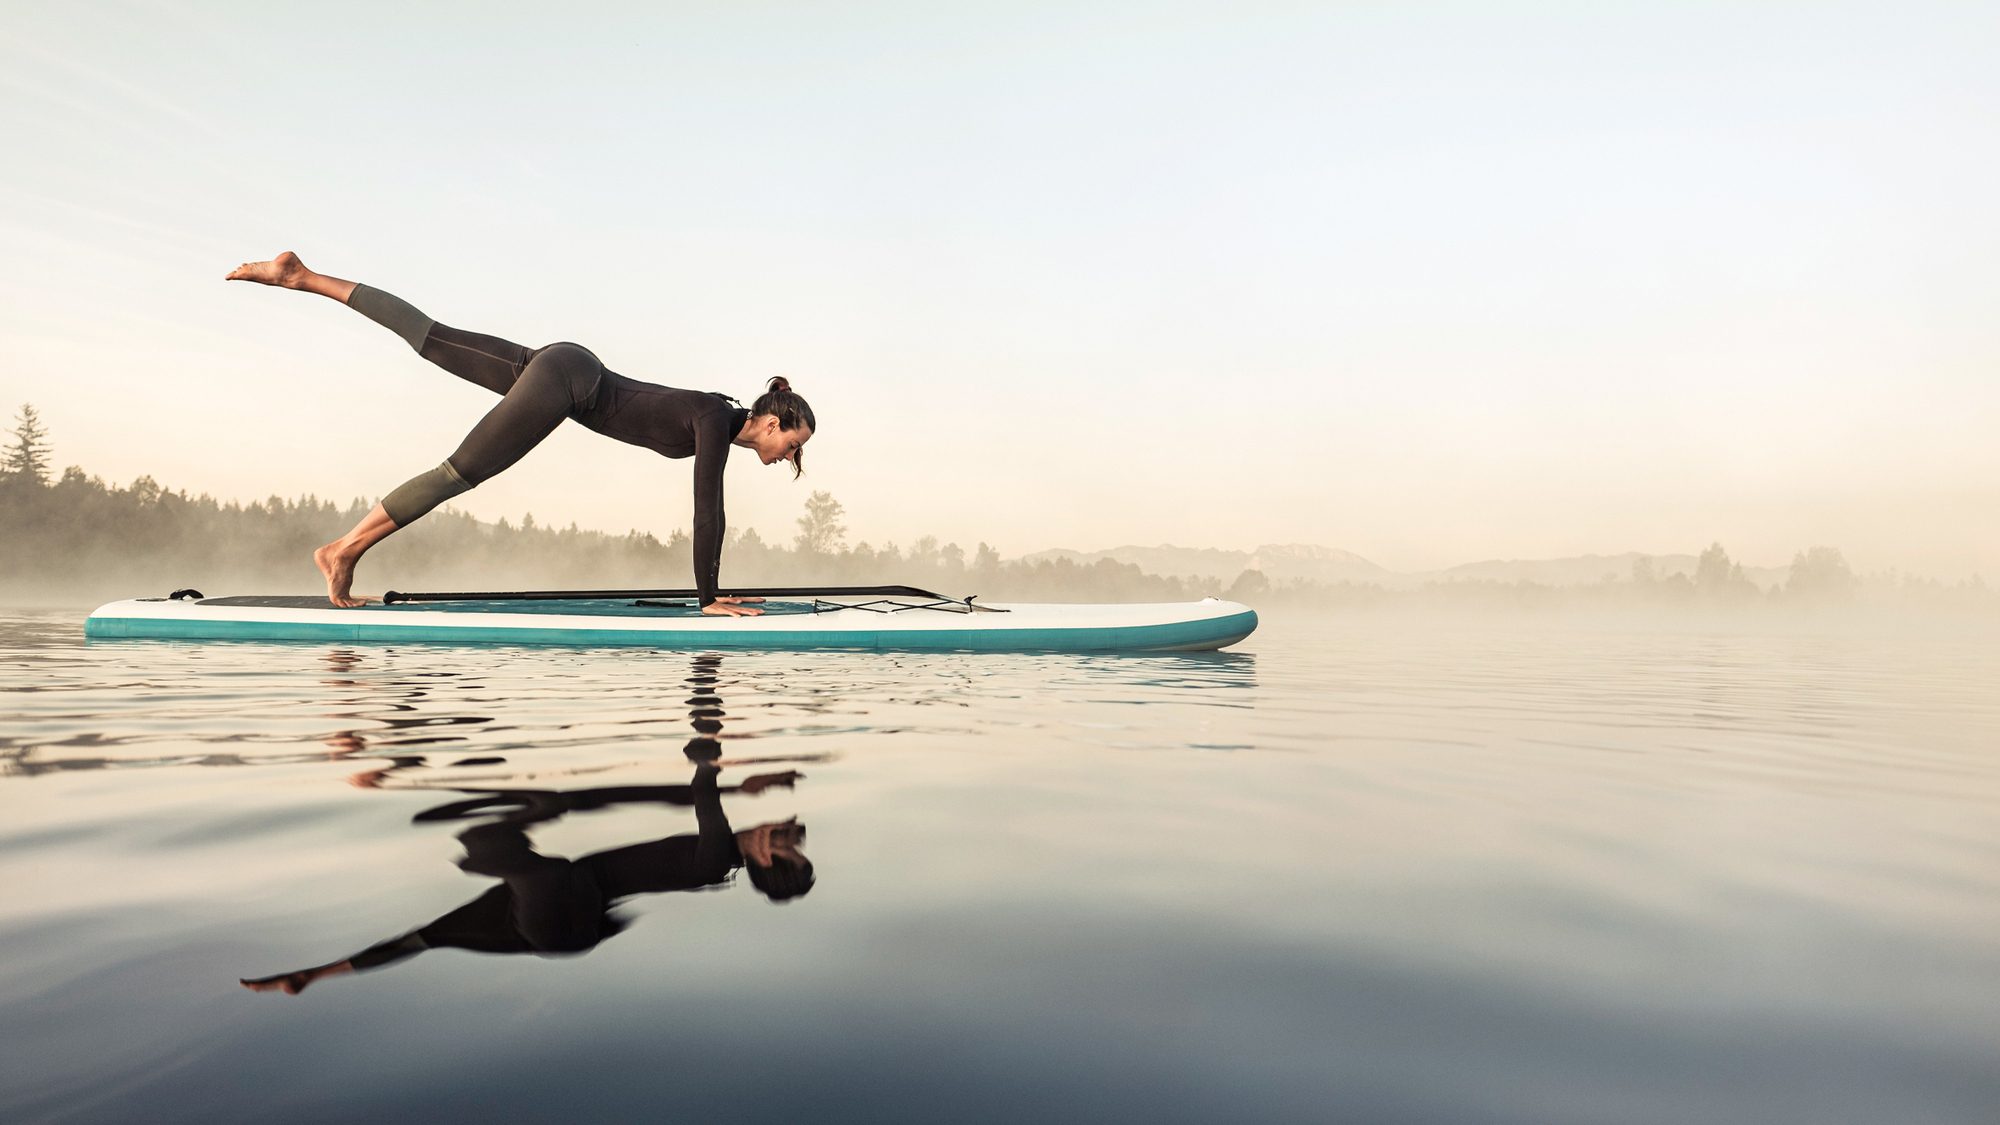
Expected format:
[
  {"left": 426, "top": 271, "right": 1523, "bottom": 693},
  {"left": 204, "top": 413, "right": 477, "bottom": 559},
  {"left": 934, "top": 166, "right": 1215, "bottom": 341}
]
[
  {"left": 794, "top": 490, "right": 848, "bottom": 554},
  {"left": 2, "top": 403, "right": 51, "bottom": 485},
  {"left": 1786, "top": 546, "right": 1856, "bottom": 602}
]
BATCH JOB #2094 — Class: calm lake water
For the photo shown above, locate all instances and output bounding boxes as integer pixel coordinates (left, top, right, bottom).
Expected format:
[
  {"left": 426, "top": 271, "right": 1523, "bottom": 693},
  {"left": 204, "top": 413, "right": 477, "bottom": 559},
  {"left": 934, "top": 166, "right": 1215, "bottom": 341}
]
[{"left": 2, "top": 607, "right": 1996, "bottom": 1124}]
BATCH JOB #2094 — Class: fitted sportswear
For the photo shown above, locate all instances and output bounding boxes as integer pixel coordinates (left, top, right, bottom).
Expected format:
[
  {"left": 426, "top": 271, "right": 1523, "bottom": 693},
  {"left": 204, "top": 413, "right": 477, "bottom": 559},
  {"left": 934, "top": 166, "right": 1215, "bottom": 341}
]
[{"left": 350, "top": 282, "right": 748, "bottom": 606}]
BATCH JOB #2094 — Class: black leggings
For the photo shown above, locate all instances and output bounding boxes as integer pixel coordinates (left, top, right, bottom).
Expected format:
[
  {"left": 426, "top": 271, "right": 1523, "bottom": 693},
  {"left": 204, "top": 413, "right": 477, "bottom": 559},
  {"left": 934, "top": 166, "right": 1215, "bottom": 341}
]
[{"left": 353, "top": 283, "right": 606, "bottom": 525}]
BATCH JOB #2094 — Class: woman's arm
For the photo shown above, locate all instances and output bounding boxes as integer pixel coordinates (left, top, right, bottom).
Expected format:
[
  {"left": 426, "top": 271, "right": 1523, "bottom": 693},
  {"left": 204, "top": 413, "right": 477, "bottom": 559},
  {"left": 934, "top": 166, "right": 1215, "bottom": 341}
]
[
  {"left": 693, "top": 411, "right": 764, "bottom": 616},
  {"left": 690, "top": 412, "right": 729, "bottom": 609}
]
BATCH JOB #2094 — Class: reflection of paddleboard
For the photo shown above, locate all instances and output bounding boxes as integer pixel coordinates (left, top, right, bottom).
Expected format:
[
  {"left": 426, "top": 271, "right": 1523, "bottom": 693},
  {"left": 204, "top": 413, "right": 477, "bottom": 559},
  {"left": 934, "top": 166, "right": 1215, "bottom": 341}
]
[{"left": 84, "top": 586, "right": 1258, "bottom": 653}]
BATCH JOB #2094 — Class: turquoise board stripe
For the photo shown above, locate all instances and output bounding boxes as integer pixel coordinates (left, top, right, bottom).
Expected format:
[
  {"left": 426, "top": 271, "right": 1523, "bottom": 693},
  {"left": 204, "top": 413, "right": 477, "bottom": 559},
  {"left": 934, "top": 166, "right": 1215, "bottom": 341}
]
[{"left": 84, "top": 609, "right": 1258, "bottom": 653}]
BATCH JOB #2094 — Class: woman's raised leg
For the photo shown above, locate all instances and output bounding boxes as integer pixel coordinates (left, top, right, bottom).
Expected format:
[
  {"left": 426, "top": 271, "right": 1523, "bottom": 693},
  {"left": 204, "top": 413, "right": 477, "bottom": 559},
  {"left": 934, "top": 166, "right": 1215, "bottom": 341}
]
[
  {"left": 228, "top": 253, "right": 598, "bottom": 607},
  {"left": 226, "top": 251, "right": 528, "bottom": 396}
]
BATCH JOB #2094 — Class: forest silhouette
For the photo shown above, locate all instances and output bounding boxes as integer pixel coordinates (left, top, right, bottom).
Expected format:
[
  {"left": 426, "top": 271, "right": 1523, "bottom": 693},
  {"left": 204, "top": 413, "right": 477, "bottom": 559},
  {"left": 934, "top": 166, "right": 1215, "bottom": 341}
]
[{"left": 1, "top": 403, "right": 1990, "bottom": 615}]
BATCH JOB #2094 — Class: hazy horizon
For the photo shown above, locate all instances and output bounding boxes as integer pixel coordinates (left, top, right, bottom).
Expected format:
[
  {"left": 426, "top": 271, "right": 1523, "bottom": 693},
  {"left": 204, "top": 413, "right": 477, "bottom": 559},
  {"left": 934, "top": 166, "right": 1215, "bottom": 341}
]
[
  {"left": 6, "top": 459, "right": 1983, "bottom": 597},
  {"left": 3, "top": 2, "right": 1995, "bottom": 580}
]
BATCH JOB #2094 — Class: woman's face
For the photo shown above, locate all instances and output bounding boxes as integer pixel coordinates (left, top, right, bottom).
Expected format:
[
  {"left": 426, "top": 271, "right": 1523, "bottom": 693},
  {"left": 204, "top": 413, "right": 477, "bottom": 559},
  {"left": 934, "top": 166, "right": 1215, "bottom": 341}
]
[
  {"left": 739, "top": 818, "right": 807, "bottom": 867},
  {"left": 751, "top": 416, "right": 812, "bottom": 469}
]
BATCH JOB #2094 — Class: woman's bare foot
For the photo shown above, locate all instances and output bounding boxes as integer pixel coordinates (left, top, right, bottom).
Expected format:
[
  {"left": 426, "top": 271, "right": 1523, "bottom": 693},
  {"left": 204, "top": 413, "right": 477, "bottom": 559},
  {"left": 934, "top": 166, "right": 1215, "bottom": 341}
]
[
  {"left": 312, "top": 504, "right": 397, "bottom": 607},
  {"left": 225, "top": 250, "right": 312, "bottom": 289},
  {"left": 240, "top": 970, "right": 317, "bottom": 995},
  {"left": 314, "top": 542, "right": 368, "bottom": 608},
  {"left": 241, "top": 960, "right": 355, "bottom": 994}
]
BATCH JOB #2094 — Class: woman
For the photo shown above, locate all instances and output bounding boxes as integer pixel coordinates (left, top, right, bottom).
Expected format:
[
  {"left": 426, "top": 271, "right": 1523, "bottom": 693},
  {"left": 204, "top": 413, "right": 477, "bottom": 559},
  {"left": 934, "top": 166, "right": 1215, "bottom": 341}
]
[{"left": 224, "top": 252, "right": 814, "bottom": 615}]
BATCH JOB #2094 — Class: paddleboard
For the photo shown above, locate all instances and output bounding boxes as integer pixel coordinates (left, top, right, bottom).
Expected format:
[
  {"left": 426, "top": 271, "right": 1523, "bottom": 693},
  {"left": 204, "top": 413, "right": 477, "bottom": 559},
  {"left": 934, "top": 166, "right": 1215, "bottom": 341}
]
[{"left": 83, "top": 587, "right": 1258, "bottom": 653}]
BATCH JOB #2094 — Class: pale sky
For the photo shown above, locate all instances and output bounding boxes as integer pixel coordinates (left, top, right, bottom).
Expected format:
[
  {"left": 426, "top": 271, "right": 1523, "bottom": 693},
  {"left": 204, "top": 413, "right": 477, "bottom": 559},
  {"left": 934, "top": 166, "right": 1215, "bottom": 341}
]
[{"left": 2, "top": 1, "right": 1995, "bottom": 577}]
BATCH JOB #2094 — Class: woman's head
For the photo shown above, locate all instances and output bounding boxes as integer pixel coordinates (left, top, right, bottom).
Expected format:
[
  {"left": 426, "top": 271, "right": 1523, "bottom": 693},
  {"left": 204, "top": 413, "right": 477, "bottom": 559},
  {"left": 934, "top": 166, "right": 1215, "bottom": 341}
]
[
  {"left": 744, "top": 852, "right": 815, "bottom": 902},
  {"left": 746, "top": 377, "right": 815, "bottom": 479}
]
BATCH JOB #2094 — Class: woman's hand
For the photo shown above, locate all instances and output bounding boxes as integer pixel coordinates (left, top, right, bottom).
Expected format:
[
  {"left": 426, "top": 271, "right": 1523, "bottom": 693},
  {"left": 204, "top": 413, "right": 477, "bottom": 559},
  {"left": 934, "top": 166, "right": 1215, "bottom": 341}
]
[
  {"left": 739, "top": 769, "right": 804, "bottom": 795},
  {"left": 702, "top": 596, "right": 766, "bottom": 617}
]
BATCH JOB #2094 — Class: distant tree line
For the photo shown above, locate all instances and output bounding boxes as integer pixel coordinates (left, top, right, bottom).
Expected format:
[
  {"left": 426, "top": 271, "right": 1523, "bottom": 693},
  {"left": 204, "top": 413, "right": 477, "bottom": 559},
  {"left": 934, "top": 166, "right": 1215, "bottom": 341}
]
[
  {"left": 1, "top": 403, "right": 1991, "bottom": 614},
  {"left": 1225, "top": 540, "right": 1991, "bottom": 616},
  {"left": 0, "top": 403, "right": 1212, "bottom": 603}
]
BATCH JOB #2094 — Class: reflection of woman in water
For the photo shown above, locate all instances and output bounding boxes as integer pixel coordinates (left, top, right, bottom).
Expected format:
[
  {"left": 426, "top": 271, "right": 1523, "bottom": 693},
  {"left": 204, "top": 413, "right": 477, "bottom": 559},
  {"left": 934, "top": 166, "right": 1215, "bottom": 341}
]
[{"left": 241, "top": 761, "right": 812, "bottom": 995}]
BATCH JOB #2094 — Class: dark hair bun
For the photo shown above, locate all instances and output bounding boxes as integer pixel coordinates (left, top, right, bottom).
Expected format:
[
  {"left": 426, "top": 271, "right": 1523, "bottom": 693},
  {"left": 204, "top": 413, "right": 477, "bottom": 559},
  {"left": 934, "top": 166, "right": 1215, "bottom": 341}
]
[{"left": 767, "top": 376, "right": 792, "bottom": 394}]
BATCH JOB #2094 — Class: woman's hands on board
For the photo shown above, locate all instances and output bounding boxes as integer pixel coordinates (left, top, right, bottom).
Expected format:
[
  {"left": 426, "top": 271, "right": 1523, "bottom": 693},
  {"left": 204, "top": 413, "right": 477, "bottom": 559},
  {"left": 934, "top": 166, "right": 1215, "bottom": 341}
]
[{"left": 701, "top": 596, "right": 766, "bottom": 617}]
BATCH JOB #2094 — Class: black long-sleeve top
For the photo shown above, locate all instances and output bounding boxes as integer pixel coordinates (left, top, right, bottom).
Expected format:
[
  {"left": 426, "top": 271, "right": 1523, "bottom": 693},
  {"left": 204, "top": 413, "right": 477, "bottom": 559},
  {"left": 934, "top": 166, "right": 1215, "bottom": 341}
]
[{"left": 574, "top": 375, "right": 748, "bottom": 606}]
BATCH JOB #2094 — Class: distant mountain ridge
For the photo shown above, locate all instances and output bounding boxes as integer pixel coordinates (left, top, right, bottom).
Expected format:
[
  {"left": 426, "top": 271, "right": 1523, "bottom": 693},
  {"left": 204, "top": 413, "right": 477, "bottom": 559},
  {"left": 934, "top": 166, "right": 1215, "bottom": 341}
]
[
  {"left": 1021, "top": 543, "right": 1388, "bottom": 587},
  {"left": 1020, "top": 544, "right": 1793, "bottom": 590}
]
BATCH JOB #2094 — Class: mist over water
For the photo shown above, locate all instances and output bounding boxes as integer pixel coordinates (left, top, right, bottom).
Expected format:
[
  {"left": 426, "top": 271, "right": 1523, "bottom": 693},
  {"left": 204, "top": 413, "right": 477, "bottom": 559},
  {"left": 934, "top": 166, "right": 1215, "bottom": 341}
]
[
  {"left": 5, "top": 2, "right": 1997, "bottom": 1116},
  {"left": 3, "top": 607, "right": 1997, "bottom": 1123},
  {"left": 5, "top": 466, "right": 1995, "bottom": 634}
]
